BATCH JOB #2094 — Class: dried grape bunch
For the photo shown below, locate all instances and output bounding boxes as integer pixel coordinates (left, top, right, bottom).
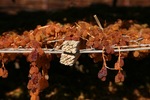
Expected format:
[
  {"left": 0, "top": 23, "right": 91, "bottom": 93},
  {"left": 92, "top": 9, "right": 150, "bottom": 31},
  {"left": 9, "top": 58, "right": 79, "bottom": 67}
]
[
  {"left": 0, "top": 63, "right": 8, "bottom": 78},
  {"left": 98, "top": 48, "right": 108, "bottom": 81},
  {"left": 97, "top": 47, "right": 125, "bottom": 83},
  {"left": 27, "top": 49, "right": 49, "bottom": 100},
  {"left": 114, "top": 47, "right": 125, "bottom": 83},
  {"left": 28, "top": 62, "right": 49, "bottom": 100},
  {"left": 115, "top": 71, "right": 125, "bottom": 83},
  {"left": 0, "top": 54, "right": 8, "bottom": 78},
  {"left": 98, "top": 65, "right": 107, "bottom": 81}
]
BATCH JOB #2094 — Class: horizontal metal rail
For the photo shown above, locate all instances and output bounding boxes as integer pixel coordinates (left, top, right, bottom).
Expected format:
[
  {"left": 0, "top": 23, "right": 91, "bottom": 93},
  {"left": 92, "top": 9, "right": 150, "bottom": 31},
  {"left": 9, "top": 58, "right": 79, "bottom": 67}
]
[
  {"left": 80, "top": 47, "right": 150, "bottom": 53},
  {"left": 0, "top": 45, "right": 150, "bottom": 54}
]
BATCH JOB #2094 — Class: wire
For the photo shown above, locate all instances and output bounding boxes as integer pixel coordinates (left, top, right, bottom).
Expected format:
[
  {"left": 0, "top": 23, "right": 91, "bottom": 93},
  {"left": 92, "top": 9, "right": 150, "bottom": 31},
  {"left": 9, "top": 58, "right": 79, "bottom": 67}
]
[
  {"left": 80, "top": 47, "right": 150, "bottom": 53},
  {"left": 0, "top": 46, "right": 150, "bottom": 54}
]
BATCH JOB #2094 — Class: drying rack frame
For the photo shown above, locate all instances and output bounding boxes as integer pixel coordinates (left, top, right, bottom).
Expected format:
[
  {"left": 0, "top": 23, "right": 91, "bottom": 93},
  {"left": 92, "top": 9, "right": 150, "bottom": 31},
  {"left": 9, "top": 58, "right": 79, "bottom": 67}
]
[{"left": 0, "top": 44, "right": 150, "bottom": 54}]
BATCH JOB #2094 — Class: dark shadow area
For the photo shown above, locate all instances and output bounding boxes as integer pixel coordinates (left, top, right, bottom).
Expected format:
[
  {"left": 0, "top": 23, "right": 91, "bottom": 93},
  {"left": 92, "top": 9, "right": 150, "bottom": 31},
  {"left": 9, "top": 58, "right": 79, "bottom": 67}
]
[{"left": 0, "top": 4, "right": 150, "bottom": 33}]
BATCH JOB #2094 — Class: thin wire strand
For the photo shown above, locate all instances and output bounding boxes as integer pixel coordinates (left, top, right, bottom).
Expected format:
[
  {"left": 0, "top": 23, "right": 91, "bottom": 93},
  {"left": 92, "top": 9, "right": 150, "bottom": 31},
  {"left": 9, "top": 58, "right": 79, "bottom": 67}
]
[
  {"left": 80, "top": 47, "right": 150, "bottom": 53},
  {"left": 0, "top": 45, "right": 150, "bottom": 53},
  {"left": 111, "top": 43, "right": 150, "bottom": 48}
]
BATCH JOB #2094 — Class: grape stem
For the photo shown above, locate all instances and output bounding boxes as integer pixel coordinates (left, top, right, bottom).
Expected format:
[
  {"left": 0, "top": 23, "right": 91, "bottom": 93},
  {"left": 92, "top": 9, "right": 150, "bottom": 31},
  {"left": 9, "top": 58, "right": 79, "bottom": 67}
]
[
  {"left": 117, "top": 46, "right": 122, "bottom": 71},
  {"left": 102, "top": 47, "right": 115, "bottom": 70},
  {"left": 93, "top": 15, "right": 104, "bottom": 31},
  {"left": 102, "top": 47, "right": 123, "bottom": 70}
]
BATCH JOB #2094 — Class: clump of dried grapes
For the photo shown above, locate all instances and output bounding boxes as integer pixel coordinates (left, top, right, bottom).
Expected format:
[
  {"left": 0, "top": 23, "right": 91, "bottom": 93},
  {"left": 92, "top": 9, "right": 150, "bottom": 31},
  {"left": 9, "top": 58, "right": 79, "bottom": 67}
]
[
  {"left": 115, "top": 71, "right": 125, "bottom": 83},
  {"left": 27, "top": 48, "right": 49, "bottom": 100},
  {"left": 0, "top": 67, "right": 8, "bottom": 78},
  {"left": 98, "top": 65, "right": 107, "bottom": 81},
  {"left": 28, "top": 63, "right": 49, "bottom": 100},
  {"left": 113, "top": 48, "right": 125, "bottom": 83},
  {"left": 0, "top": 54, "right": 8, "bottom": 78}
]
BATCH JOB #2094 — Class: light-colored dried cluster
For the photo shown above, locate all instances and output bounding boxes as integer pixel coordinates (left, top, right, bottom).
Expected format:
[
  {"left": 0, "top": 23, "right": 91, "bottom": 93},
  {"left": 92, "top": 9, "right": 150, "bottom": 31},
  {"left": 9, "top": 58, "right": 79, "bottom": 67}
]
[{"left": 60, "top": 40, "right": 80, "bottom": 66}]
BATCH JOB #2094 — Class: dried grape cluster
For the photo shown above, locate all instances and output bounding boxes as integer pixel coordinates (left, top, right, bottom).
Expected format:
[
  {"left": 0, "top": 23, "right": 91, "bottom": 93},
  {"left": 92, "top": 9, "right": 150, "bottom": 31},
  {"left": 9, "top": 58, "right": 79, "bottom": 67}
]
[
  {"left": 26, "top": 47, "right": 51, "bottom": 100},
  {"left": 98, "top": 47, "right": 125, "bottom": 83},
  {"left": 0, "top": 54, "right": 8, "bottom": 78},
  {"left": 1, "top": 19, "right": 150, "bottom": 99}
]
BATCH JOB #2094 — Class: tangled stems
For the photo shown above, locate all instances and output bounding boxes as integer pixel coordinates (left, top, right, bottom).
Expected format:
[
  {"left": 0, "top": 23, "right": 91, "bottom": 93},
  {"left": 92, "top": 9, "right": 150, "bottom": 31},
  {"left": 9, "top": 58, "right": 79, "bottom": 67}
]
[
  {"left": 114, "top": 46, "right": 123, "bottom": 71},
  {"left": 98, "top": 47, "right": 125, "bottom": 83}
]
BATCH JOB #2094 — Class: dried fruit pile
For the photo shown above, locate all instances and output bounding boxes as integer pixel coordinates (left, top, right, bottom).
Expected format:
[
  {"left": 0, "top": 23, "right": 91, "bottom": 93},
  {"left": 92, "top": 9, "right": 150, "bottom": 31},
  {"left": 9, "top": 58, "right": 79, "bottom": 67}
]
[{"left": 0, "top": 19, "right": 150, "bottom": 99}]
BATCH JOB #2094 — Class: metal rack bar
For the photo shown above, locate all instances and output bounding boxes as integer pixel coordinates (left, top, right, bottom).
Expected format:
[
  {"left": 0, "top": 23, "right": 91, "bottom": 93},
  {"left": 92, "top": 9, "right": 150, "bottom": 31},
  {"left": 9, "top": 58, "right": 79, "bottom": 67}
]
[
  {"left": 80, "top": 47, "right": 150, "bottom": 53},
  {"left": 0, "top": 46, "right": 150, "bottom": 54}
]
